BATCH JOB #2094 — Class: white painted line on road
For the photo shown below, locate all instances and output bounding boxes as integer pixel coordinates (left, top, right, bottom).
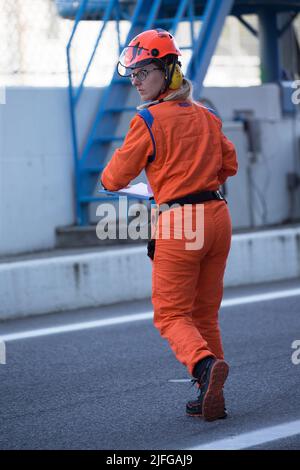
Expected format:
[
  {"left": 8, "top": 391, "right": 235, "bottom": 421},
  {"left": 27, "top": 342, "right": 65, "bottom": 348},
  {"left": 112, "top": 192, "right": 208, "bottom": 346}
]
[
  {"left": 221, "top": 287, "right": 300, "bottom": 307},
  {"left": 186, "top": 419, "right": 300, "bottom": 450},
  {"left": 168, "top": 379, "right": 191, "bottom": 383},
  {"left": 0, "top": 312, "right": 153, "bottom": 342},
  {"left": 1, "top": 287, "right": 300, "bottom": 343}
]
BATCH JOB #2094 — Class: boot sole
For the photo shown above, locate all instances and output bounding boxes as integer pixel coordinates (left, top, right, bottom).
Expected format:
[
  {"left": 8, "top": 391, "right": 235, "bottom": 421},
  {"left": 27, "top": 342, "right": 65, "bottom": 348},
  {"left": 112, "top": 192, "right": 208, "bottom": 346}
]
[{"left": 202, "top": 360, "right": 229, "bottom": 422}]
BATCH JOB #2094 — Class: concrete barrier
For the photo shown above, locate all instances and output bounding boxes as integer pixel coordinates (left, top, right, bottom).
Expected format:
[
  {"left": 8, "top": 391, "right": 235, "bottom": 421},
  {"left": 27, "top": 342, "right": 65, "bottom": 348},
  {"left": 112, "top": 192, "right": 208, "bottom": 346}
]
[{"left": 0, "top": 225, "right": 300, "bottom": 320}]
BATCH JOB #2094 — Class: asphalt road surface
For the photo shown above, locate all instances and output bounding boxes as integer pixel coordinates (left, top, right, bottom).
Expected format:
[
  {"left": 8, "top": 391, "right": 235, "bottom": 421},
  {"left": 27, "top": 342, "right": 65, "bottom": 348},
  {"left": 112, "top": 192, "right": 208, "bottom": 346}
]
[{"left": 0, "top": 278, "right": 300, "bottom": 450}]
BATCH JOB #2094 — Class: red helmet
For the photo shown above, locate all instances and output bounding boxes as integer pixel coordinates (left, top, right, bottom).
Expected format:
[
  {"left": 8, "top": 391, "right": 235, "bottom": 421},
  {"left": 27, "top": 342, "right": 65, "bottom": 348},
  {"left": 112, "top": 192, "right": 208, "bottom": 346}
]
[{"left": 118, "top": 29, "right": 181, "bottom": 76}]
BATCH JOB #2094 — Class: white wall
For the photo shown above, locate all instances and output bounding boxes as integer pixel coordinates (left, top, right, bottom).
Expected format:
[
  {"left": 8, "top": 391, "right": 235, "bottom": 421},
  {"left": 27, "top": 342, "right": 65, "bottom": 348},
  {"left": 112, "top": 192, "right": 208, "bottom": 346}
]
[
  {"left": 202, "top": 84, "right": 282, "bottom": 121},
  {"left": 0, "top": 86, "right": 111, "bottom": 257},
  {"left": 202, "top": 84, "right": 300, "bottom": 227},
  {"left": 0, "top": 87, "right": 71, "bottom": 255}
]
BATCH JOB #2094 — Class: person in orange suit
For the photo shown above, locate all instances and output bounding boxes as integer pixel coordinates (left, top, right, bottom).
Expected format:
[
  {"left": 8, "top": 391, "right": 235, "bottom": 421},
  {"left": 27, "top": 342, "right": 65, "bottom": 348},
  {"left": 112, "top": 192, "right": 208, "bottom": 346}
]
[{"left": 101, "top": 29, "right": 238, "bottom": 421}]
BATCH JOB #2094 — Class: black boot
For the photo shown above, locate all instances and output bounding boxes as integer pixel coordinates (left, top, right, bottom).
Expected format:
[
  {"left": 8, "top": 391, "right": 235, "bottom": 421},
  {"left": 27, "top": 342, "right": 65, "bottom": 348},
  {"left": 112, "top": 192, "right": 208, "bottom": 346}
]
[{"left": 186, "top": 356, "right": 229, "bottom": 421}]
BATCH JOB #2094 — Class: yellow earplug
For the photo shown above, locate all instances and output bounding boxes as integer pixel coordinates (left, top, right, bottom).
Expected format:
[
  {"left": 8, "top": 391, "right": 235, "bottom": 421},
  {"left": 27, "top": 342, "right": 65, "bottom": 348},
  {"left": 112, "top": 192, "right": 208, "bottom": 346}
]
[{"left": 169, "top": 63, "right": 183, "bottom": 90}]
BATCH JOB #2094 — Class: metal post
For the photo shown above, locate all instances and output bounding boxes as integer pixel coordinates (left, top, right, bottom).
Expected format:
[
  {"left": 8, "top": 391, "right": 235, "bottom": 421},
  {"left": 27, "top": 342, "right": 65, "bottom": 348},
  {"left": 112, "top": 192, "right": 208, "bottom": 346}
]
[
  {"left": 258, "top": 10, "right": 280, "bottom": 83},
  {"left": 187, "top": 0, "right": 234, "bottom": 97}
]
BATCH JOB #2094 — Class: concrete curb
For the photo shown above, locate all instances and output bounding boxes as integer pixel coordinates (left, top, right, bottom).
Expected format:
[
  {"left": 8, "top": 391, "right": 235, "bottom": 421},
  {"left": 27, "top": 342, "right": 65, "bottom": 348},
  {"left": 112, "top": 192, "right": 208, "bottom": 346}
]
[{"left": 1, "top": 226, "right": 300, "bottom": 320}]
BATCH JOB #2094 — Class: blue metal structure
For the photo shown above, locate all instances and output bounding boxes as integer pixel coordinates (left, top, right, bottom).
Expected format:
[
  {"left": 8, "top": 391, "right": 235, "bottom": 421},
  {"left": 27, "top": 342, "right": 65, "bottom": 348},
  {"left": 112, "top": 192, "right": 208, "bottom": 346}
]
[{"left": 56, "top": 0, "right": 300, "bottom": 225}]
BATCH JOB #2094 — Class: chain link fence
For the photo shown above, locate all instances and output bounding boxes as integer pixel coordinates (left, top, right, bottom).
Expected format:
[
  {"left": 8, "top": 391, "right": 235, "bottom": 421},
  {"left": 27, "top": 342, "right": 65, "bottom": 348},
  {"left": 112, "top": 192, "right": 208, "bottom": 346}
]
[
  {"left": 0, "top": 0, "right": 70, "bottom": 86},
  {"left": 0, "top": 0, "right": 125, "bottom": 87}
]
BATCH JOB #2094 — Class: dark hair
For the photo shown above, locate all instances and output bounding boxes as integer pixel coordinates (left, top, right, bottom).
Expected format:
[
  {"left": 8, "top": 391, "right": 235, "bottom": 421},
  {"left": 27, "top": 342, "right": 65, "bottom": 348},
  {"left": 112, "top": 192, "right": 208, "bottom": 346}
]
[{"left": 152, "top": 54, "right": 179, "bottom": 68}]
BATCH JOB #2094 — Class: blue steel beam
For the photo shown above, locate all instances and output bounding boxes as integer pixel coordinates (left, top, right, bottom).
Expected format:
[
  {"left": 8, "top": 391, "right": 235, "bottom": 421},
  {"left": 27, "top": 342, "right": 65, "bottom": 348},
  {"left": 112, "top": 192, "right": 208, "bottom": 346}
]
[
  {"left": 188, "top": 0, "right": 196, "bottom": 50},
  {"left": 145, "top": 0, "right": 162, "bottom": 30},
  {"left": 170, "top": 0, "right": 190, "bottom": 33},
  {"left": 258, "top": 10, "right": 280, "bottom": 83},
  {"left": 57, "top": 1, "right": 300, "bottom": 20},
  {"left": 278, "top": 12, "right": 299, "bottom": 37},
  {"left": 75, "top": 0, "right": 118, "bottom": 105},
  {"left": 186, "top": 0, "right": 234, "bottom": 96},
  {"left": 66, "top": 0, "right": 90, "bottom": 225},
  {"left": 79, "top": 0, "right": 151, "bottom": 170},
  {"left": 236, "top": 15, "right": 259, "bottom": 37}
]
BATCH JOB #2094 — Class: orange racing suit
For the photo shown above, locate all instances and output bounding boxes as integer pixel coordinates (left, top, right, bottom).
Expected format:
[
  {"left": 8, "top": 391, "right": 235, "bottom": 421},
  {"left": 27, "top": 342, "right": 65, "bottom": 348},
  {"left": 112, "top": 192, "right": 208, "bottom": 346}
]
[{"left": 101, "top": 98, "right": 238, "bottom": 375}]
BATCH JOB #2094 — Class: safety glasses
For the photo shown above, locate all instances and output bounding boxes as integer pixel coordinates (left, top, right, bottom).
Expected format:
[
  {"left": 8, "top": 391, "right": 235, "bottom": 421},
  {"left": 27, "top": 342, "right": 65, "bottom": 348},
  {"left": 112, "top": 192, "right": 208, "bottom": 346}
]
[{"left": 129, "top": 68, "right": 162, "bottom": 82}]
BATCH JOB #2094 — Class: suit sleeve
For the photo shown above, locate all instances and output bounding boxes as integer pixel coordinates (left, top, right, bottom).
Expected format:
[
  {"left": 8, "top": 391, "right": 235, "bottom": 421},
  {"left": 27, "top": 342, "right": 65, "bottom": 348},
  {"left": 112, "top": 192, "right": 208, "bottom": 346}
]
[
  {"left": 218, "top": 130, "right": 238, "bottom": 185},
  {"left": 101, "top": 115, "right": 154, "bottom": 191}
]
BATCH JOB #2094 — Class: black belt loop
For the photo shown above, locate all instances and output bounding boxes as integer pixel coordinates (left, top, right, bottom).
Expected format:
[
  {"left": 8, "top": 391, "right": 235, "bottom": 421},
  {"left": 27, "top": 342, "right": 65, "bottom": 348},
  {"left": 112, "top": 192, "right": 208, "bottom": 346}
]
[{"left": 214, "top": 190, "right": 228, "bottom": 204}]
